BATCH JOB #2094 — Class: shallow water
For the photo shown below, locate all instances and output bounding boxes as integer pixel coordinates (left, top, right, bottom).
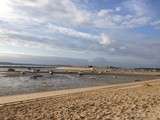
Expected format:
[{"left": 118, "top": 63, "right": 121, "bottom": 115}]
[{"left": 0, "top": 73, "right": 158, "bottom": 96}]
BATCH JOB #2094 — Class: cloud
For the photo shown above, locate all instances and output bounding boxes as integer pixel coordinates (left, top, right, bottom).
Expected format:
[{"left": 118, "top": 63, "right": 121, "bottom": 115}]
[
  {"left": 48, "top": 24, "right": 98, "bottom": 40},
  {"left": 1, "top": 0, "right": 158, "bottom": 29},
  {"left": 14, "top": 0, "right": 49, "bottom": 7},
  {"left": 94, "top": 0, "right": 152, "bottom": 29},
  {"left": 97, "top": 9, "right": 113, "bottom": 17},
  {"left": 1, "top": 0, "right": 155, "bottom": 29},
  {"left": 121, "top": 16, "right": 151, "bottom": 28},
  {"left": 8, "top": 0, "right": 91, "bottom": 26},
  {"left": 0, "top": 0, "right": 16, "bottom": 20},
  {"left": 123, "top": 0, "right": 149, "bottom": 16},
  {"left": 0, "top": 36, "right": 53, "bottom": 51},
  {"left": 119, "top": 46, "right": 127, "bottom": 50},
  {"left": 91, "top": 0, "right": 158, "bottom": 29},
  {"left": 151, "top": 20, "right": 160, "bottom": 29},
  {"left": 99, "top": 33, "right": 112, "bottom": 46},
  {"left": 0, "top": 23, "right": 112, "bottom": 53},
  {"left": 48, "top": 24, "right": 112, "bottom": 47},
  {"left": 0, "top": 0, "right": 160, "bottom": 67},
  {"left": 115, "top": 7, "right": 121, "bottom": 12},
  {"left": 109, "top": 48, "right": 116, "bottom": 52}
]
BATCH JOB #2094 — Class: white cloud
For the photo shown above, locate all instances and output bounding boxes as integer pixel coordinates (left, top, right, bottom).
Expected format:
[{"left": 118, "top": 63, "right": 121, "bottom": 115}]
[
  {"left": 48, "top": 24, "right": 112, "bottom": 47},
  {"left": 0, "top": 1, "right": 15, "bottom": 19},
  {"left": 93, "top": 0, "right": 153, "bottom": 29},
  {"left": 0, "top": 0, "right": 159, "bottom": 66},
  {"left": 124, "top": 0, "right": 152, "bottom": 16},
  {"left": 0, "top": 0, "right": 156, "bottom": 51},
  {"left": 115, "top": 7, "right": 121, "bottom": 12},
  {"left": 0, "top": 37, "right": 53, "bottom": 51},
  {"left": 1, "top": 0, "right": 155, "bottom": 29},
  {"left": 151, "top": 20, "right": 160, "bottom": 25},
  {"left": 0, "top": 0, "right": 90, "bottom": 27},
  {"left": 97, "top": 9, "right": 113, "bottom": 17},
  {"left": 121, "top": 16, "right": 151, "bottom": 28},
  {"left": 0, "top": 23, "right": 112, "bottom": 49},
  {"left": 48, "top": 24, "right": 98, "bottom": 40},
  {"left": 109, "top": 48, "right": 116, "bottom": 52},
  {"left": 13, "top": 0, "right": 49, "bottom": 7},
  {"left": 99, "top": 33, "right": 112, "bottom": 46},
  {"left": 151, "top": 20, "right": 160, "bottom": 29}
]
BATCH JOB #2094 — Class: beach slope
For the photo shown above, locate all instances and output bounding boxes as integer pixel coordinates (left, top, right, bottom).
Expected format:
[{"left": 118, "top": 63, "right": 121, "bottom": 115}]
[{"left": 0, "top": 79, "right": 160, "bottom": 120}]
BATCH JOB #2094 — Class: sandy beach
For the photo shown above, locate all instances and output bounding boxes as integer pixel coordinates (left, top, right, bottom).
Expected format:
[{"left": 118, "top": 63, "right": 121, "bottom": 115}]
[
  {"left": 0, "top": 0, "right": 160, "bottom": 119},
  {"left": 0, "top": 79, "right": 160, "bottom": 120}
]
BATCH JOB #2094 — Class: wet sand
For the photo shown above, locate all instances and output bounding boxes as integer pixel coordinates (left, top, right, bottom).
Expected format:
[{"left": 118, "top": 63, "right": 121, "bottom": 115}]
[{"left": 0, "top": 79, "right": 160, "bottom": 119}]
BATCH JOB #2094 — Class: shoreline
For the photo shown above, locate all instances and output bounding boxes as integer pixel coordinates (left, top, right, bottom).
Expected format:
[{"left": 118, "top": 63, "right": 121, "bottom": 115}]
[
  {"left": 1, "top": 78, "right": 160, "bottom": 119},
  {"left": 1, "top": 71, "right": 160, "bottom": 77},
  {"left": 0, "top": 78, "right": 159, "bottom": 105}
]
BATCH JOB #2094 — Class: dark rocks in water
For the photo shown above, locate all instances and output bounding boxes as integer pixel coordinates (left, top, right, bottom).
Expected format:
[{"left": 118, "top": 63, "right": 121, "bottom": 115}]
[
  {"left": 36, "top": 69, "right": 40, "bottom": 73},
  {"left": 31, "top": 69, "right": 40, "bottom": 73},
  {"left": 78, "top": 72, "right": 83, "bottom": 76},
  {"left": 20, "top": 71, "right": 26, "bottom": 75},
  {"left": 88, "top": 65, "right": 93, "bottom": 68},
  {"left": 28, "top": 67, "right": 31, "bottom": 70},
  {"left": 8, "top": 68, "right": 15, "bottom": 72},
  {"left": 30, "top": 75, "right": 43, "bottom": 79}
]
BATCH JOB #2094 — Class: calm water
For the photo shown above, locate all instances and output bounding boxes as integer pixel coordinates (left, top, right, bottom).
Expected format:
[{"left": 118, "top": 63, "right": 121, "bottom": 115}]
[{"left": 0, "top": 73, "right": 158, "bottom": 96}]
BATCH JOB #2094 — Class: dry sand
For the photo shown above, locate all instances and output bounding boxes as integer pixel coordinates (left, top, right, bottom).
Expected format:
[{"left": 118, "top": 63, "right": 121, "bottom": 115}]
[{"left": 0, "top": 79, "right": 160, "bottom": 120}]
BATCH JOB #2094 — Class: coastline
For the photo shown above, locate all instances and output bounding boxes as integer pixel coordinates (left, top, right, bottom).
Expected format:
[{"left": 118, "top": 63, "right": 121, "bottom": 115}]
[
  {"left": 0, "top": 78, "right": 159, "bottom": 105},
  {"left": 1, "top": 70, "right": 160, "bottom": 77},
  {"left": 0, "top": 78, "right": 160, "bottom": 119}
]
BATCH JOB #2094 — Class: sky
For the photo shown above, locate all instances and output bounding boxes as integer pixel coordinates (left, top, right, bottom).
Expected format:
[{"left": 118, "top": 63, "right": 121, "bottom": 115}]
[{"left": 0, "top": 0, "right": 160, "bottom": 67}]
